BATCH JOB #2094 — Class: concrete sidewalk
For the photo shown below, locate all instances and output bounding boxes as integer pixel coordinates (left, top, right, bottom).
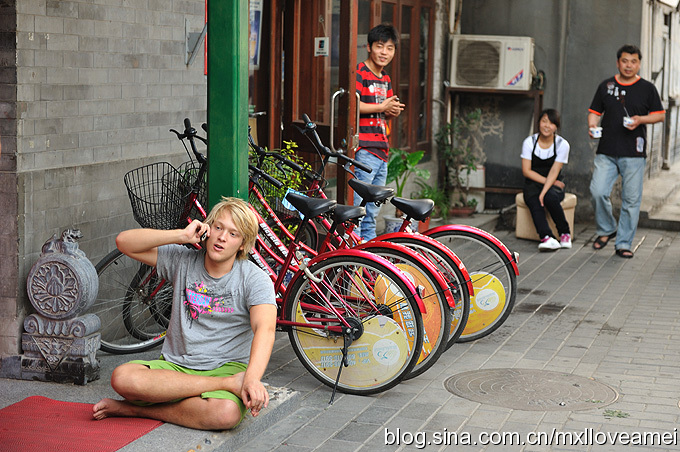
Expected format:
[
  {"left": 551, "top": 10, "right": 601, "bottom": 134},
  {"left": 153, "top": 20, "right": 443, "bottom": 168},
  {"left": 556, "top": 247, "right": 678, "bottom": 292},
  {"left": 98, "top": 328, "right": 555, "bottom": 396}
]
[{"left": 2, "top": 219, "right": 680, "bottom": 451}]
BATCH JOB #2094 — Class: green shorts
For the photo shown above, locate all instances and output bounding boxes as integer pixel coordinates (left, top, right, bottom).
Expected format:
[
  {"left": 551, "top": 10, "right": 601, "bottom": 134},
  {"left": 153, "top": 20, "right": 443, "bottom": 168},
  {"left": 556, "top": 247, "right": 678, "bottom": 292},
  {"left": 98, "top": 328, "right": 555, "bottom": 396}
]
[{"left": 129, "top": 357, "right": 248, "bottom": 420}]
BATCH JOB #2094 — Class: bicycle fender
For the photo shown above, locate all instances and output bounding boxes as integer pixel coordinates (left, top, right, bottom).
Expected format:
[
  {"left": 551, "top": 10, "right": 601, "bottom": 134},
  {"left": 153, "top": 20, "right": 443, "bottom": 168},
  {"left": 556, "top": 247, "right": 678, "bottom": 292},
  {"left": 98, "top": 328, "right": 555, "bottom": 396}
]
[
  {"left": 422, "top": 225, "right": 520, "bottom": 276},
  {"left": 354, "top": 241, "right": 456, "bottom": 309},
  {"left": 372, "top": 232, "right": 475, "bottom": 297},
  {"left": 289, "top": 248, "right": 427, "bottom": 314}
]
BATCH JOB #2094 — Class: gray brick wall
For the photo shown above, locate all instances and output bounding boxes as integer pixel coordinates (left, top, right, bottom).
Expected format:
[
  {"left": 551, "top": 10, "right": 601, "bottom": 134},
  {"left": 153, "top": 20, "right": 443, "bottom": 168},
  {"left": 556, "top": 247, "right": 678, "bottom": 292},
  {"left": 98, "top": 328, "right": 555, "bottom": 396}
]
[{"left": 4, "top": 0, "right": 207, "bottom": 355}]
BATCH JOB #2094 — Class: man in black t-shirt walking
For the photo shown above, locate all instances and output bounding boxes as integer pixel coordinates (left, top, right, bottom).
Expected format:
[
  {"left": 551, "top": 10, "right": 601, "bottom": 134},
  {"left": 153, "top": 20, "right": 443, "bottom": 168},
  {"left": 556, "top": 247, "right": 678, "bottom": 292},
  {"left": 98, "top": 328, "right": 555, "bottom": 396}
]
[{"left": 587, "top": 44, "right": 665, "bottom": 259}]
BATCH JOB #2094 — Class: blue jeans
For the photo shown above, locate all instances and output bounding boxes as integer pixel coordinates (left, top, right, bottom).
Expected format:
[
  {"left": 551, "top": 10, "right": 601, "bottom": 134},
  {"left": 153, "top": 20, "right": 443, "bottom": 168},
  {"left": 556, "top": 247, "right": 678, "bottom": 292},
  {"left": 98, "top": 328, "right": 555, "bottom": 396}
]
[
  {"left": 589, "top": 154, "right": 645, "bottom": 251},
  {"left": 353, "top": 149, "right": 388, "bottom": 241}
]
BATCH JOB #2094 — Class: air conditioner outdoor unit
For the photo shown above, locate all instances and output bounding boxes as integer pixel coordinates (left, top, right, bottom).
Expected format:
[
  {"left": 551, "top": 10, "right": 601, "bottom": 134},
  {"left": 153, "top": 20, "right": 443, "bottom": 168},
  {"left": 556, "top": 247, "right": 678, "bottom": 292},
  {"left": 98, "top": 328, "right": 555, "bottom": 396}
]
[{"left": 449, "top": 35, "right": 535, "bottom": 91}]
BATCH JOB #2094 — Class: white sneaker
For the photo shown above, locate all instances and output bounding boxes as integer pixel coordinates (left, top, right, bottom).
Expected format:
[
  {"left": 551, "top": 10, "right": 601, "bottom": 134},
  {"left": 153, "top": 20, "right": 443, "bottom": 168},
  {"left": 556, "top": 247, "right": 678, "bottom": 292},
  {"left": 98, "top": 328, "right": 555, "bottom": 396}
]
[
  {"left": 538, "top": 236, "right": 561, "bottom": 251},
  {"left": 560, "top": 233, "right": 572, "bottom": 249}
]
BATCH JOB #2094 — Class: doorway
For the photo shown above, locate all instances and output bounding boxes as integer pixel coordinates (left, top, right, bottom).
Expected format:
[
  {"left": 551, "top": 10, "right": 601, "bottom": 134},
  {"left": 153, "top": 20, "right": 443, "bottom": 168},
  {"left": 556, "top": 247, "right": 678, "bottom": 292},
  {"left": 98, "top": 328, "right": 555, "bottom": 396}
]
[{"left": 250, "top": 0, "right": 436, "bottom": 203}]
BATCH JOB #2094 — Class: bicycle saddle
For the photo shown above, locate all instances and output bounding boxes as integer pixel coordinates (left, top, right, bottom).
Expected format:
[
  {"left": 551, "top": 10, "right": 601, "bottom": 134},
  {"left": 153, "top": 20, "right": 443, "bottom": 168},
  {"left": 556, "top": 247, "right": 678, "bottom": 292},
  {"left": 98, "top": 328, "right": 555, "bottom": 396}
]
[
  {"left": 390, "top": 197, "right": 435, "bottom": 221},
  {"left": 348, "top": 178, "right": 394, "bottom": 203},
  {"left": 284, "top": 192, "right": 337, "bottom": 219},
  {"left": 333, "top": 204, "right": 366, "bottom": 223}
]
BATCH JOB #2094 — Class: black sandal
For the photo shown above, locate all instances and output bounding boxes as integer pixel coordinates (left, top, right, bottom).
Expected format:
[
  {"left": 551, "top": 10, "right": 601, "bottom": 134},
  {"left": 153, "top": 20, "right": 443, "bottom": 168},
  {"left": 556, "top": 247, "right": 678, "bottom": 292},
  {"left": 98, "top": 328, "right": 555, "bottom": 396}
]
[
  {"left": 592, "top": 231, "right": 616, "bottom": 250},
  {"left": 615, "top": 249, "right": 634, "bottom": 259}
]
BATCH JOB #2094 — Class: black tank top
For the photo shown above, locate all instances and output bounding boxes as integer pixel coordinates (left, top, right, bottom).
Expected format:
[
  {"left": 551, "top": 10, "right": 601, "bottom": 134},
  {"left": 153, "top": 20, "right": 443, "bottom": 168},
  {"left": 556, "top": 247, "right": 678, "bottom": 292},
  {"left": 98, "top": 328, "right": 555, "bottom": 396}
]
[{"left": 524, "top": 135, "right": 563, "bottom": 197}]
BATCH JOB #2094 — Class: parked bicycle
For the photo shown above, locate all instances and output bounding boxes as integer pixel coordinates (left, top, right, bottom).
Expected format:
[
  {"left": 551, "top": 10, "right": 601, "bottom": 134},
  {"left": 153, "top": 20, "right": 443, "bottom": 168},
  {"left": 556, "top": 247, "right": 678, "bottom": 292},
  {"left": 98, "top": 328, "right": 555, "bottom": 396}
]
[
  {"left": 248, "top": 117, "right": 471, "bottom": 378},
  {"left": 246, "top": 168, "right": 427, "bottom": 396}
]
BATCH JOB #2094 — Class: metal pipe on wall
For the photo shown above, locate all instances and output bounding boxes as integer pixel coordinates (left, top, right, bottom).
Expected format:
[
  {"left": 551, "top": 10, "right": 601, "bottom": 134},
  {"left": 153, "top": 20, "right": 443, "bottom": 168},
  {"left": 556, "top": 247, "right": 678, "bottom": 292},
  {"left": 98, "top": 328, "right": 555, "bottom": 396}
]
[
  {"left": 556, "top": 0, "right": 569, "bottom": 113},
  {"left": 662, "top": 1, "right": 674, "bottom": 168}
]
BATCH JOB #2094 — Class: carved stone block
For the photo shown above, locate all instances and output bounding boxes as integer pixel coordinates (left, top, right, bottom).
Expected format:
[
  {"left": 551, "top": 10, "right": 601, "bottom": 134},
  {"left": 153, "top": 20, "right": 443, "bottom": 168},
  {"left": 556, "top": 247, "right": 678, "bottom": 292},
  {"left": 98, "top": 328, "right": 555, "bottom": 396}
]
[
  {"left": 20, "top": 314, "right": 101, "bottom": 385},
  {"left": 18, "top": 230, "right": 102, "bottom": 385}
]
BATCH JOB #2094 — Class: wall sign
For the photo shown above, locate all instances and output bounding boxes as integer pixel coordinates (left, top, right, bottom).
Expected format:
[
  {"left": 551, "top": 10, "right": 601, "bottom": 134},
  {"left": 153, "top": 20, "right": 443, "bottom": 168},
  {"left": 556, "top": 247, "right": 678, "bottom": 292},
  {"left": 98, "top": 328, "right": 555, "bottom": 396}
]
[{"left": 314, "top": 37, "right": 329, "bottom": 57}]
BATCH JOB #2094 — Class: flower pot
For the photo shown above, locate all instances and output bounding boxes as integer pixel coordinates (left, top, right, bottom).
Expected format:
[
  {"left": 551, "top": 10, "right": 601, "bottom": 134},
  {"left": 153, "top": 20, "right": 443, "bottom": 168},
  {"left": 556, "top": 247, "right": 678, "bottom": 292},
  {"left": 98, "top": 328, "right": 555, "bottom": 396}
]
[
  {"left": 464, "top": 165, "right": 485, "bottom": 213},
  {"left": 417, "top": 216, "right": 430, "bottom": 233},
  {"left": 449, "top": 206, "right": 475, "bottom": 217},
  {"left": 383, "top": 216, "right": 404, "bottom": 234},
  {"left": 383, "top": 216, "right": 420, "bottom": 234}
]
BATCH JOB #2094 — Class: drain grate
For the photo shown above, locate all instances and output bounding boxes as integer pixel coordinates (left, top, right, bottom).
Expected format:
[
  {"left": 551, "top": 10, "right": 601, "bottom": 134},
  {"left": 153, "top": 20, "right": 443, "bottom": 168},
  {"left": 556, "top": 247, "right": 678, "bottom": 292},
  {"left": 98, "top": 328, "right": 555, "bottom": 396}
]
[{"left": 444, "top": 368, "right": 618, "bottom": 411}]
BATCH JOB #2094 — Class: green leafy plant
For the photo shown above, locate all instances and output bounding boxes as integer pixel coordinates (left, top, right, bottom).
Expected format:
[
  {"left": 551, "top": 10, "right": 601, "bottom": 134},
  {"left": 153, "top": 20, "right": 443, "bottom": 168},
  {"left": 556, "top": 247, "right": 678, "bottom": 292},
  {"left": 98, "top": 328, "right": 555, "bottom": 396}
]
[
  {"left": 435, "top": 108, "right": 482, "bottom": 207},
  {"left": 386, "top": 148, "right": 430, "bottom": 198},
  {"left": 248, "top": 140, "right": 312, "bottom": 215},
  {"left": 412, "top": 177, "right": 449, "bottom": 219}
]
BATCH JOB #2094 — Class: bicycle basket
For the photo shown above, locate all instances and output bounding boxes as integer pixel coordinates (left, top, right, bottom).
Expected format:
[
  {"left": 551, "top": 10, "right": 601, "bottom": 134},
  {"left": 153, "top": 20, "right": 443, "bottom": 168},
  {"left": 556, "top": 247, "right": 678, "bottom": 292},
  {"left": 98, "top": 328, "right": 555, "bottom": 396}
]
[
  {"left": 177, "top": 160, "right": 208, "bottom": 220},
  {"left": 124, "top": 162, "right": 186, "bottom": 230}
]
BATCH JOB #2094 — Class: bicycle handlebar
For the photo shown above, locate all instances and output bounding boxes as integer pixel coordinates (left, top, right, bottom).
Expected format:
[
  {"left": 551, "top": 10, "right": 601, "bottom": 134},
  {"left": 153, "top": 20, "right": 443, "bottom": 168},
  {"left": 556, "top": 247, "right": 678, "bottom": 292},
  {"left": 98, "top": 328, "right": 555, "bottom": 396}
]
[
  {"left": 301, "top": 113, "right": 332, "bottom": 156},
  {"left": 249, "top": 164, "right": 283, "bottom": 189},
  {"left": 248, "top": 127, "right": 321, "bottom": 181},
  {"left": 170, "top": 118, "right": 207, "bottom": 164},
  {"left": 300, "top": 113, "right": 372, "bottom": 174}
]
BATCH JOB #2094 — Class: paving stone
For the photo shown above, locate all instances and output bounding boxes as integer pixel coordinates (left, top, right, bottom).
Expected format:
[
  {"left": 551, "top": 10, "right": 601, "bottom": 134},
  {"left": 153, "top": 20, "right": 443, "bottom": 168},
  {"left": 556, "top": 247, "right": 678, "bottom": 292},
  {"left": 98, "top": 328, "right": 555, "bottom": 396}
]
[
  {"left": 285, "top": 425, "right": 341, "bottom": 448},
  {"left": 334, "top": 421, "right": 384, "bottom": 444}
]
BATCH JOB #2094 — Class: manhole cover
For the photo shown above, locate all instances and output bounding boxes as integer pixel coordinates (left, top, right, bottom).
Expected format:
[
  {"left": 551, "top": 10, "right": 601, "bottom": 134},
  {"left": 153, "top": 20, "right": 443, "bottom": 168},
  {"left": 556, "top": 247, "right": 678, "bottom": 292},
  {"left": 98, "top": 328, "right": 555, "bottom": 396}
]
[{"left": 444, "top": 368, "right": 618, "bottom": 411}]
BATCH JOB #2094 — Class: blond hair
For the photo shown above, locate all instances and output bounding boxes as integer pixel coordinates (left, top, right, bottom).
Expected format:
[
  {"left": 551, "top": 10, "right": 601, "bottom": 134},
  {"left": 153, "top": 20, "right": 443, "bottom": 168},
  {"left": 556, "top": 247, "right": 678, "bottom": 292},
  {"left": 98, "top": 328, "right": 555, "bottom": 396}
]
[{"left": 204, "top": 197, "right": 258, "bottom": 260}]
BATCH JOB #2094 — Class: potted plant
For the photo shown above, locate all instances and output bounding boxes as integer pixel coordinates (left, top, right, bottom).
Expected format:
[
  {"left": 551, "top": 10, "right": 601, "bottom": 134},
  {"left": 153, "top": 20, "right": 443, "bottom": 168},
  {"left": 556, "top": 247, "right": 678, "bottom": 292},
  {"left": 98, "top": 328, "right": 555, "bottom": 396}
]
[
  {"left": 413, "top": 177, "right": 448, "bottom": 220},
  {"left": 384, "top": 148, "right": 430, "bottom": 232},
  {"left": 386, "top": 148, "right": 430, "bottom": 199},
  {"left": 435, "top": 108, "right": 483, "bottom": 216}
]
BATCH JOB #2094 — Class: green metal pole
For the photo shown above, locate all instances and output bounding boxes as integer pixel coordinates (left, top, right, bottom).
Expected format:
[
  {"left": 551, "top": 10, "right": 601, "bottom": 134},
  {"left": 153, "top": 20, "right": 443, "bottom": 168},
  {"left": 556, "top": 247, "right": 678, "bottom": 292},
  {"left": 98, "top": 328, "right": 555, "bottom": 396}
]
[{"left": 207, "top": 0, "right": 249, "bottom": 205}]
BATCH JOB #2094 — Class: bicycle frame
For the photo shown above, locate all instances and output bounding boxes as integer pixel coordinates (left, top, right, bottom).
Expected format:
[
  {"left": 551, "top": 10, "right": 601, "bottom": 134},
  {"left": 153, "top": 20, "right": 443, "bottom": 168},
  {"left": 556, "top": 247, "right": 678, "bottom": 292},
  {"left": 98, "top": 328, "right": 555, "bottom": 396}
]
[{"left": 247, "top": 201, "right": 427, "bottom": 334}]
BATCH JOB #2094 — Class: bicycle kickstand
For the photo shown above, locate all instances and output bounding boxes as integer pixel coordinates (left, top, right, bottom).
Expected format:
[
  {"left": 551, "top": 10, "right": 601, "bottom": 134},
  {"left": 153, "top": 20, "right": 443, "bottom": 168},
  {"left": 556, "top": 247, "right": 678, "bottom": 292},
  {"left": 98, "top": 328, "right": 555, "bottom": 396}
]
[{"left": 328, "top": 328, "right": 355, "bottom": 405}]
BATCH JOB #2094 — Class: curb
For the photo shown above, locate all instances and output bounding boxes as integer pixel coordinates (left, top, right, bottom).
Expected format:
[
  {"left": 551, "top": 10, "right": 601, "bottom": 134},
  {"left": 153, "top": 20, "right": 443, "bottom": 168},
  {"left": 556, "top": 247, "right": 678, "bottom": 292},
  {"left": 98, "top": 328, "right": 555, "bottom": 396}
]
[{"left": 119, "top": 386, "right": 301, "bottom": 452}]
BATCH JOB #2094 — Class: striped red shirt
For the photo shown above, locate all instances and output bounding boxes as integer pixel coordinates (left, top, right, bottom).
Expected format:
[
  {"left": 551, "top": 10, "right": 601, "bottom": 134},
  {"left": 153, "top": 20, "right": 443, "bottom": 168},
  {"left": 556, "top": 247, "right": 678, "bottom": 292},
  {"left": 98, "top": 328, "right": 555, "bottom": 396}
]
[{"left": 356, "top": 61, "right": 393, "bottom": 161}]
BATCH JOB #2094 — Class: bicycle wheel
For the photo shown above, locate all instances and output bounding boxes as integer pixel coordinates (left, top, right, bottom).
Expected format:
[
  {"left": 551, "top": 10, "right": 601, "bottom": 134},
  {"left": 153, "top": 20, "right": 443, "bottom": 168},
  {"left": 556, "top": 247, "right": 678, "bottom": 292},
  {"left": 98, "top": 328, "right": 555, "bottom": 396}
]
[
  {"left": 381, "top": 234, "right": 471, "bottom": 350},
  {"left": 89, "top": 249, "right": 170, "bottom": 354},
  {"left": 284, "top": 253, "right": 424, "bottom": 395},
  {"left": 355, "top": 242, "right": 452, "bottom": 379},
  {"left": 426, "top": 229, "right": 517, "bottom": 342}
]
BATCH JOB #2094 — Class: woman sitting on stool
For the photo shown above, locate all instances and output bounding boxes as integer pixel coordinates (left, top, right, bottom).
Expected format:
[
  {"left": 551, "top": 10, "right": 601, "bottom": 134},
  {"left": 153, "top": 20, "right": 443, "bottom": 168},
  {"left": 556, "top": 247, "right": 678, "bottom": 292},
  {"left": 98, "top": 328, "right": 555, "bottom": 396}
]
[{"left": 521, "top": 108, "right": 572, "bottom": 251}]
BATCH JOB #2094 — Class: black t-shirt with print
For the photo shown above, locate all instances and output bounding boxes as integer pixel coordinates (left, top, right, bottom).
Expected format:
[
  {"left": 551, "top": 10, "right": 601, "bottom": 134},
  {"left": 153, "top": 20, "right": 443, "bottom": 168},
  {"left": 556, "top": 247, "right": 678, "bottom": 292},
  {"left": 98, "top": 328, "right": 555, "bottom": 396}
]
[{"left": 588, "top": 76, "right": 664, "bottom": 158}]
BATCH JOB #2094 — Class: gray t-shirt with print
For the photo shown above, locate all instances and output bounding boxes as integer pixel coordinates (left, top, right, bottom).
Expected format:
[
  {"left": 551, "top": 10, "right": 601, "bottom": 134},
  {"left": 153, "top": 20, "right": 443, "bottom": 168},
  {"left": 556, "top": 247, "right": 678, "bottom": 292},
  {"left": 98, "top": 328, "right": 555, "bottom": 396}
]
[{"left": 156, "top": 244, "right": 276, "bottom": 370}]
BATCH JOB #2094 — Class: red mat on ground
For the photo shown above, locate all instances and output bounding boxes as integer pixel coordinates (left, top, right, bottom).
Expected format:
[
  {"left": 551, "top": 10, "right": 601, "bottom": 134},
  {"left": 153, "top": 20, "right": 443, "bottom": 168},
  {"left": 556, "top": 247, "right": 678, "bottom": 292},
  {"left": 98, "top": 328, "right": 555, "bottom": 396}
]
[{"left": 0, "top": 396, "right": 163, "bottom": 452}]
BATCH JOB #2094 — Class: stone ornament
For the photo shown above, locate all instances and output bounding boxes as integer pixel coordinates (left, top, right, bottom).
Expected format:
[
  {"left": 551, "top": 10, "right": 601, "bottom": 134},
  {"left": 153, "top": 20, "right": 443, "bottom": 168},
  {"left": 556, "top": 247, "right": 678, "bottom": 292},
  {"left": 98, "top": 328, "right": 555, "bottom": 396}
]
[
  {"left": 21, "top": 229, "right": 101, "bottom": 384},
  {"left": 26, "top": 229, "right": 98, "bottom": 319}
]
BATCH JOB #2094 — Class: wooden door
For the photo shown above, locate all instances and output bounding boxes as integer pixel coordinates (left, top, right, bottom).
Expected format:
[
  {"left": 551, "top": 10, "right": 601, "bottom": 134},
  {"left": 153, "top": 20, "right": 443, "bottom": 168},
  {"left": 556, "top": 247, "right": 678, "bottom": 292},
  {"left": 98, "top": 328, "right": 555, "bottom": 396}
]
[{"left": 282, "top": 0, "right": 359, "bottom": 203}]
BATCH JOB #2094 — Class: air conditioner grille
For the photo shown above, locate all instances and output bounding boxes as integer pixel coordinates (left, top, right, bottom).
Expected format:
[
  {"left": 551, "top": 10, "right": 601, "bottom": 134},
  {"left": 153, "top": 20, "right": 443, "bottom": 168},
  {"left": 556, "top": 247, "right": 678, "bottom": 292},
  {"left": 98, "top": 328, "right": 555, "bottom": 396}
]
[{"left": 455, "top": 40, "right": 501, "bottom": 86}]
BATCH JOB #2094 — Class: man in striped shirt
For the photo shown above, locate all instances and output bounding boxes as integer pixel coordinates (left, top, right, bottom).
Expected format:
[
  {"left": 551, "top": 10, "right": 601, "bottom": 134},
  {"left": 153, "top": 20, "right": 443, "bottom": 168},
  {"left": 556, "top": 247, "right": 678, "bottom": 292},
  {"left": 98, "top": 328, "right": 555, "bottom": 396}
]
[{"left": 354, "top": 24, "right": 405, "bottom": 241}]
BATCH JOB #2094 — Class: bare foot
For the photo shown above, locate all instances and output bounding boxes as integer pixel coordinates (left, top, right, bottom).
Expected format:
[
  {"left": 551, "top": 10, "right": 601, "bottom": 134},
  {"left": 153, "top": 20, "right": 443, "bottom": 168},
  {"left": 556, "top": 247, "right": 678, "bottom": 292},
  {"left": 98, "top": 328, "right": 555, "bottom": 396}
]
[
  {"left": 92, "top": 398, "right": 137, "bottom": 420},
  {"left": 223, "top": 371, "right": 245, "bottom": 394}
]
